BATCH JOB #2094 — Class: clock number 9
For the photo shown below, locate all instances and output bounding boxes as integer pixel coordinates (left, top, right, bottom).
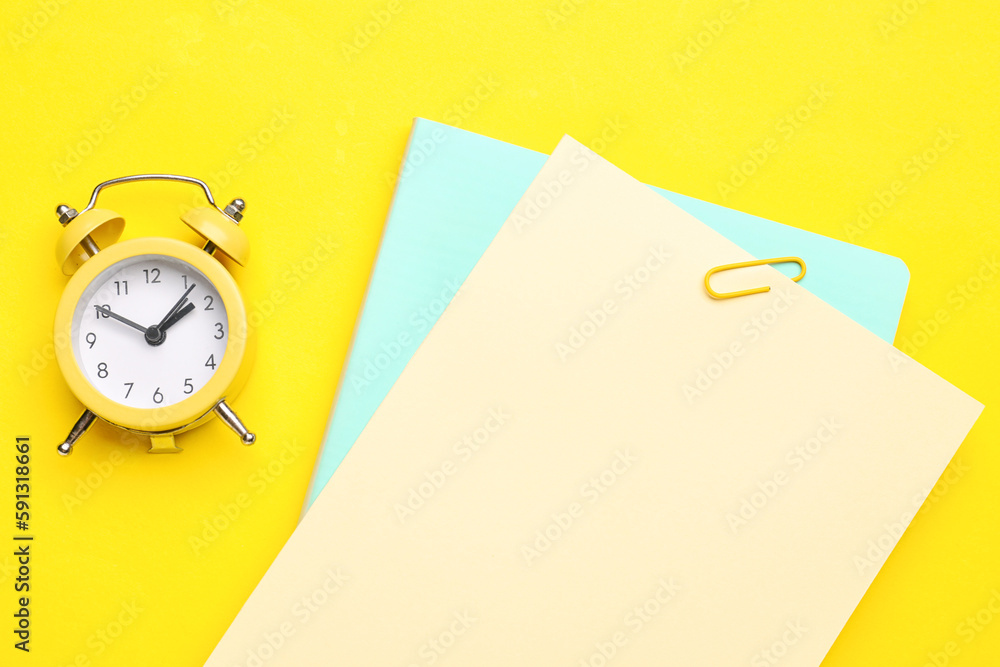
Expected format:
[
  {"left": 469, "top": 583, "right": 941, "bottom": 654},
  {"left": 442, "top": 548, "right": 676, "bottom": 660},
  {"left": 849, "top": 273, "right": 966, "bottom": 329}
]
[{"left": 85, "top": 332, "right": 96, "bottom": 349}]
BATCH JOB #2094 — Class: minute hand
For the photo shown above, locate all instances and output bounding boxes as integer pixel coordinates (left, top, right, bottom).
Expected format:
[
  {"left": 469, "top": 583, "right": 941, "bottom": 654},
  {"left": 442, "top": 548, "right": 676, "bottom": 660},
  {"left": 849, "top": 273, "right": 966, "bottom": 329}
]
[{"left": 95, "top": 305, "right": 148, "bottom": 334}]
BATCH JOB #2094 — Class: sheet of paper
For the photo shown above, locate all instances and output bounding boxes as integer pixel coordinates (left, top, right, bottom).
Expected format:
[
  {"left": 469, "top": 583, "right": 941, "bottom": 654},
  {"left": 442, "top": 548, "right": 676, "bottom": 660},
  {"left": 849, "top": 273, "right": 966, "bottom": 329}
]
[
  {"left": 209, "top": 137, "right": 980, "bottom": 667},
  {"left": 304, "top": 118, "right": 910, "bottom": 509}
]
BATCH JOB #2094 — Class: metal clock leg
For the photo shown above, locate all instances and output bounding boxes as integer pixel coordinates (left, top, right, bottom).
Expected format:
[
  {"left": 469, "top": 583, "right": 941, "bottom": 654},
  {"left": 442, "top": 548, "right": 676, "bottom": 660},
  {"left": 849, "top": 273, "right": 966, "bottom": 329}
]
[
  {"left": 214, "top": 400, "right": 256, "bottom": 446},
  {"left": 56, "top": 409, "right": 97, "bottom": 456}
]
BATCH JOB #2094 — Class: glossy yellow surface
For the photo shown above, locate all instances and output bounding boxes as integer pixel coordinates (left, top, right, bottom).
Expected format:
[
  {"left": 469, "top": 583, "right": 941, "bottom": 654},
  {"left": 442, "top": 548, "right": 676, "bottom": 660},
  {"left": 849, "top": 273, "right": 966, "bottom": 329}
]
[{"left": 0, "top": 1, "right": 996, "bottom": 665}]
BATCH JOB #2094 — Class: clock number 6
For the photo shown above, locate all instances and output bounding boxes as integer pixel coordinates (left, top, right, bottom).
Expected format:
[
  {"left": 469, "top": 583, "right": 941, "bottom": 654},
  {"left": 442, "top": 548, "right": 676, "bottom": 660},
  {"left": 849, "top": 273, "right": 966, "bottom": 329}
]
[{"left": 153, "top": 387, "right": 164, "bottom": 404}]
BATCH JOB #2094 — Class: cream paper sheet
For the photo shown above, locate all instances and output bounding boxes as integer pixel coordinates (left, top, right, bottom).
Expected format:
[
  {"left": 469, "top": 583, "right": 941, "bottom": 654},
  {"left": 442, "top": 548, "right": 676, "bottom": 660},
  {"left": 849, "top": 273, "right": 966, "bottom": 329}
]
[{"left": 207, "top": 137, "right": 982, "bottom": 667}]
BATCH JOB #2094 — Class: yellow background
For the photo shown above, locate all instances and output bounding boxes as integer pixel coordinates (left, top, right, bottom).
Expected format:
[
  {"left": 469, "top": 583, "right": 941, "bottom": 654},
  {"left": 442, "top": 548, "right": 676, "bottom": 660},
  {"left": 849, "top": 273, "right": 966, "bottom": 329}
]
[{"left": 0, "top": 0, "right": 996, "bottom": 665}]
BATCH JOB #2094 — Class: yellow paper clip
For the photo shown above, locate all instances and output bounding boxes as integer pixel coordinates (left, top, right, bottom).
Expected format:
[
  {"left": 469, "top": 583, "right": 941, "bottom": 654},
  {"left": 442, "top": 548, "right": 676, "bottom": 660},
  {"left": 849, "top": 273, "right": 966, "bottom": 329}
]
[{"left": 704, "top": 257, "right": 806, "bottom": 299}]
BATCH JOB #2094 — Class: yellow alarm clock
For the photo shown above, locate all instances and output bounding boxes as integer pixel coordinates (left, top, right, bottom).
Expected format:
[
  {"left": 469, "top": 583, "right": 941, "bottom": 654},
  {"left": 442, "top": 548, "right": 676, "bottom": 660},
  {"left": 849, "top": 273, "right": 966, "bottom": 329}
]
[{"left": 52, "top": 174, "right": 256, "bottom": 455}]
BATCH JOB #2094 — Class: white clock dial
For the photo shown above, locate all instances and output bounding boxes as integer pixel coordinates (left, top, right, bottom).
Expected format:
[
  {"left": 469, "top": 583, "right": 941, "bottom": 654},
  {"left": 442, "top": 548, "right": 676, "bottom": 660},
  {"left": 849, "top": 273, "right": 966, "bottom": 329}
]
[{"left": 71, "top": 254, "right": 229, "bottom": 409}]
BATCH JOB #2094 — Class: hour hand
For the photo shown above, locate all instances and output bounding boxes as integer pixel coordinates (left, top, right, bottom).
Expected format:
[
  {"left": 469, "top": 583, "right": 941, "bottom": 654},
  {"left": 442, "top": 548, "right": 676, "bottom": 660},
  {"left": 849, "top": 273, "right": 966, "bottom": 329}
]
[
  {"left": 94, "top": 305, "right": 148, "bottom": 334},
  {"left": 159, "top": 302, "right": 195, "bottom": 332},
  {"left": 157, "top": 284, "right": 196, "bottom": 329}
]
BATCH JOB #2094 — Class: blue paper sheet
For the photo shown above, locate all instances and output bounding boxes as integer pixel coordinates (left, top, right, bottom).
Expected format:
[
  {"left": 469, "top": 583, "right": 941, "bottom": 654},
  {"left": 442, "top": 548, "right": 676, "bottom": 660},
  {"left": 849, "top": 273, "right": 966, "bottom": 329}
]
[{"left": 304, "top": 118, "right": 910, "bottom": 510}]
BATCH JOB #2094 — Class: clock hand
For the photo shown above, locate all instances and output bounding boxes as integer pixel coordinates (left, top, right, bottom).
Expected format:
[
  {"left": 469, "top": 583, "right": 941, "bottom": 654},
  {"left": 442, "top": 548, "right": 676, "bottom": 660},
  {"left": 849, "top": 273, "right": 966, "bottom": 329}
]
[
  {"left": 94, "top": 305, "right": 148, "bottom": 334},
  {"left": 159, "top": 302, "right": 196, "bottom": 333},
  {"left": 157, "top": 284, "right": 196, "bottom": 329}
]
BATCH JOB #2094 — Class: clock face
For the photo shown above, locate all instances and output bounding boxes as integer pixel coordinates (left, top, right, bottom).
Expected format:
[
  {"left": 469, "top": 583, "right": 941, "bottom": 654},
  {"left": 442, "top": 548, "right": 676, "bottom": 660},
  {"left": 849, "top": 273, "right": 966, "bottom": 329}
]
[{"left": 71, "top": 254, "right": 229, "bottom": 409}]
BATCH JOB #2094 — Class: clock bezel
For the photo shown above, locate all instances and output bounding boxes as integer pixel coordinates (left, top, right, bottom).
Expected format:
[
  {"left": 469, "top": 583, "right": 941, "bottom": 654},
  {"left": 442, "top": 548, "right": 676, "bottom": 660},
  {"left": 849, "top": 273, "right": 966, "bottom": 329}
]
[{"left": 54, "top": 237, "right": 251, "bottom": 433}]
